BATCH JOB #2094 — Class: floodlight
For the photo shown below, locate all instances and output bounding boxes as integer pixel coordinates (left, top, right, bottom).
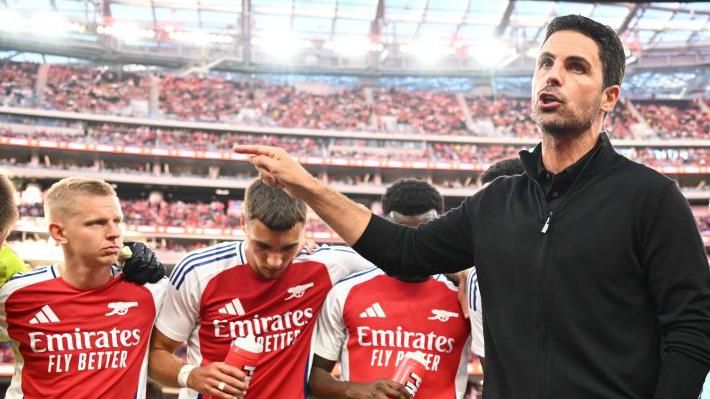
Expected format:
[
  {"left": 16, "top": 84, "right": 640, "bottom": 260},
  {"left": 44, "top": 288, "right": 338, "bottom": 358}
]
[
  {"left": 0, "top": 9, "right": 25, "bottom": 33},
  {"left": 324, "top": 36, "right": 373, "bottom": 57},
  {"left": 471, "top": 38, "right": 517, "bottom": 69},
  {"left": 0, "top": 10, "right": 83, "bottom": 35},
  {"left": 32, "top": 13, "right": 72, "bottom": 36},
  {"left": 401, "top": 39, "right": 454, "bottom": 65},
  {"left": 252, "top": 33, "right": 310, "bottom": 60}
]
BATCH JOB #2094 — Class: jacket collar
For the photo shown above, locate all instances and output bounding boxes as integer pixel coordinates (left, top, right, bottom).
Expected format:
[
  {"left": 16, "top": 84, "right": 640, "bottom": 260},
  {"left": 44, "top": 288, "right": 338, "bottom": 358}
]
[{"left": 519, "top": 131, "right": 618, "bottom": 183}]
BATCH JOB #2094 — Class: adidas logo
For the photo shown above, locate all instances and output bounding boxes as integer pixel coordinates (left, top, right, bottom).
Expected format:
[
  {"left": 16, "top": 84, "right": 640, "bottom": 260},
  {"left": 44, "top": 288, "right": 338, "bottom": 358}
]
[
  {"left": 30, "top": 305, "right": 60, "bottom": 325},
  {"left": 218, "top": 298, "right": 246, "bottom": 316},
  {"left": 359, "top": 302, "right": 386, "bottom": 318}
]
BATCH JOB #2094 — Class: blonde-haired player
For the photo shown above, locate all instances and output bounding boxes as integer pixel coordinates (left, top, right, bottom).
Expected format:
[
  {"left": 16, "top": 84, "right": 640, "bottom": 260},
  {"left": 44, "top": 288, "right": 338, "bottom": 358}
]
[{"left": 0, "top": 177, "right": 166, "bottom": 398}]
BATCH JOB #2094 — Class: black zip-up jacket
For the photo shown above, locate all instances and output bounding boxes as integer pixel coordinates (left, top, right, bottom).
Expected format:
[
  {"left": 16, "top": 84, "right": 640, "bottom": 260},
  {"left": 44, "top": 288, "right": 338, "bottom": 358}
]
[{"left": 353, "top": 134, "right": 710, "bottom": 399}]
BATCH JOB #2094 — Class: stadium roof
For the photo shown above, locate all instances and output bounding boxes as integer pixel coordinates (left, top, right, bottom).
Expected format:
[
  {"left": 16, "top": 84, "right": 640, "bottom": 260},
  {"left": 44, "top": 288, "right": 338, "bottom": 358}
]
[{"left": 0, "top": 1, "right": 708, "bottom": 75}]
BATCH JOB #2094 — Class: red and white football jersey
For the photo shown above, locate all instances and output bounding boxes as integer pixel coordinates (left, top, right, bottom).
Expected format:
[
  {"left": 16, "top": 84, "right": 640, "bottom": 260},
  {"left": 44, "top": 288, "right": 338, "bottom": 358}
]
[
  {"left": 0, "top": 265, "right": 166, "bottom": 399},
  {"left": 314, "top": 269, "right": 471, "bottom": 398},
  {"left": 156, "top": 241, "right": 374, "bottom": 399}
]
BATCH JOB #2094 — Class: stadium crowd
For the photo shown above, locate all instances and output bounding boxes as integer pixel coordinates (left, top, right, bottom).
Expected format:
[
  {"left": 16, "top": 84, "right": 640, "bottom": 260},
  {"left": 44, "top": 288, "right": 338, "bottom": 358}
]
[
  {"left": 0, "top": 61, "right": 707, "bottom": 139},
  {"left": 42, "top": 64, "right": 150, "bottom": 115},
  {"left": 634, "top": 100, "right": 709, "bottom": 140},
  {"left": 0, "top": 62, "right": 37, "bottom": 108}
]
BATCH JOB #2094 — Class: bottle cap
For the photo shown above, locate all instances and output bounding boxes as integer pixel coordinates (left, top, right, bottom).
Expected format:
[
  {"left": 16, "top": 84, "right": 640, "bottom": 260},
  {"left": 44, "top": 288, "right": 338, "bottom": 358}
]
[
  {"left": 234, "top": 335, "right": 263, "bottom": 354},
  {"left": 404, "top": 351, "right": 429, "bottom": 368}
]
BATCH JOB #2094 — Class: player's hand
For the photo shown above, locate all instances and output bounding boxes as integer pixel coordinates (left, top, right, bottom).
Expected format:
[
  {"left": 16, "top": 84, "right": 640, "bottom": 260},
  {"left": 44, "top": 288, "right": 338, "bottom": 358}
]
[
  {"left": 343, "top": 379, "right": 412, "bottom": 399},
  {"left": 121, "top": 242, "right": 166, "bottom": 284},
  {"left": 187, "top": 362, "right": 247, "bottom": 399},
  {"left": 233, "top": 145, "right": 320, "bottom": 199}
]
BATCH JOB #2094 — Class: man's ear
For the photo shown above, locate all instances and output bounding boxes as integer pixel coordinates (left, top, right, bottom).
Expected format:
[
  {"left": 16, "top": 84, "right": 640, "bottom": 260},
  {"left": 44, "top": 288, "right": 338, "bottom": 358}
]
[
  {"left": 48, "top": 222, "right": 67, "bottom": 245},
  {"left": 600, "top": 84, "right": 621, "bottom": 114}
]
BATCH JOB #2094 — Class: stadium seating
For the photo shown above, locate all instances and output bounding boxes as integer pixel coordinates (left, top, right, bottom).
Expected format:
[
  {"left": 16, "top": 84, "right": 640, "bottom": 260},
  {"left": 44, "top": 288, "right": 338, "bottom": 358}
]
[{"left": 1, "top": 61, "right": 707, "bottom": 139}]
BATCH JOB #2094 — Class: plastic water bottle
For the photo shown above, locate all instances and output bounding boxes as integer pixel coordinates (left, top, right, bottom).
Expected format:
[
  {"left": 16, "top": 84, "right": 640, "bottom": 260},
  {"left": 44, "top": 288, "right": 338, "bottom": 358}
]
[{"left": 224, "top": 335, "right": 263, "bottom": 385}]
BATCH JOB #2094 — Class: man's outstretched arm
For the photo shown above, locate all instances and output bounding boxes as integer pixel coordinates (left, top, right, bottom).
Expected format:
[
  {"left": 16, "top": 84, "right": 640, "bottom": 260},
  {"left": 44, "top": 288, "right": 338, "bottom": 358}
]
[
  {"left": 234, "top": 144, "right": 371, "bottom": 246},
  {"left": 235, "top": 144, "right": 476, "bottom": 277}
]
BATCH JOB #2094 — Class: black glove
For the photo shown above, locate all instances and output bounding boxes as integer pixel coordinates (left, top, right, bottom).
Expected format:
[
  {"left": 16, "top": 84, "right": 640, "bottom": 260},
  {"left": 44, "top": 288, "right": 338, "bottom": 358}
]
[{"left": 121, "top": 242, "right": 166, "bottom": 285}]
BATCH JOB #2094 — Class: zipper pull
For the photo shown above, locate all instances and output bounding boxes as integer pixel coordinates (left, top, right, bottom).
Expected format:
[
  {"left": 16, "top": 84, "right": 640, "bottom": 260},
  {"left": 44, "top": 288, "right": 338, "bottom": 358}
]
[{"left": 541, "top": 211, "right": 553, "bottom": 234}]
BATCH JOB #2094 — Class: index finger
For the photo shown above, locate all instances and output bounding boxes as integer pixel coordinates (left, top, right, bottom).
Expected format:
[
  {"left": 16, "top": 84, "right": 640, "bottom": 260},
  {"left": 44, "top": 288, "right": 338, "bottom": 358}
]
[
  {"left": 215, "top": 362, "right": 247, "bottom": 382},
  {"left": 233, "top": 144, "right": 278, "bottom": 156}
]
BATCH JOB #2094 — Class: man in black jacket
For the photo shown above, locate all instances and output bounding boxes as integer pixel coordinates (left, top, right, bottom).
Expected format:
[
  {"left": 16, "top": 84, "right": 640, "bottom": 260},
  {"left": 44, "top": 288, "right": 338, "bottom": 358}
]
[{"left": 235, "top": 15, "right": 710, "bottom": 399}]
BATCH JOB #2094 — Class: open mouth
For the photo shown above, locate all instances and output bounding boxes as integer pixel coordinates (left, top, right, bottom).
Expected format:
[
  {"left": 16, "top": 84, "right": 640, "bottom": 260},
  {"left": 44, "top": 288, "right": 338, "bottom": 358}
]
[{"left": 538, "top": 93, "right": 563, "bottom": 110}]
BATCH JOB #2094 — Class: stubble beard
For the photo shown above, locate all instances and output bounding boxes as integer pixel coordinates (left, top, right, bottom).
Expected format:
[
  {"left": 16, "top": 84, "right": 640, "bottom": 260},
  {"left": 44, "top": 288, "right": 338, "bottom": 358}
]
[{"left": 532, "top": 94, "right": 602, "bottom": 139}]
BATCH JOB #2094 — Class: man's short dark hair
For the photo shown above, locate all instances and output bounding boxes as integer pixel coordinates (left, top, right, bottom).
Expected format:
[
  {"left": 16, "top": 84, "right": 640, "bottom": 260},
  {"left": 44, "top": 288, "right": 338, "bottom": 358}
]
[
  {"left": 0, "top": 174, "right": 18, "bottom": 238},
  {"left": 244, "top": 180, "right": 307, "bottom": 231},
  {"left": 481, "top": 158, "right": 525, "bottom": 185},
  {"left": 382, "top": 179, "right": 444, "bottom": 216},
  {"left": 544, "top": 14, "right": 626, "bottom": 88}
]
